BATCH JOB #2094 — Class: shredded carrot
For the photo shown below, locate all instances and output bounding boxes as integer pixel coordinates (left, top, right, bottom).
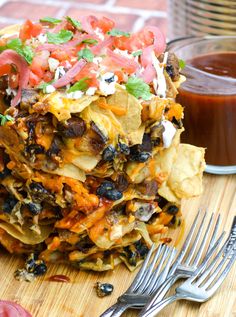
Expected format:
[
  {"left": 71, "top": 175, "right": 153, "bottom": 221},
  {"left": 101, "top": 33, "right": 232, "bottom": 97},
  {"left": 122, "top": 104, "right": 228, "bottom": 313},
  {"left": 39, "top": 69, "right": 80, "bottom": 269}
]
[{"left": 98, "top": 98, "right": 127, "bottom": 116}]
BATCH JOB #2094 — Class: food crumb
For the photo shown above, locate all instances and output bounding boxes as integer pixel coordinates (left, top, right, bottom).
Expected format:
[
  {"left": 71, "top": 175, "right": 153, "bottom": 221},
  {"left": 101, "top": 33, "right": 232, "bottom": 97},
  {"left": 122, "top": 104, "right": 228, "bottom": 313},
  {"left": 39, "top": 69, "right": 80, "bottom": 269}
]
[{"left": 95, "top": 282, "right": 114, "bottom": 297}]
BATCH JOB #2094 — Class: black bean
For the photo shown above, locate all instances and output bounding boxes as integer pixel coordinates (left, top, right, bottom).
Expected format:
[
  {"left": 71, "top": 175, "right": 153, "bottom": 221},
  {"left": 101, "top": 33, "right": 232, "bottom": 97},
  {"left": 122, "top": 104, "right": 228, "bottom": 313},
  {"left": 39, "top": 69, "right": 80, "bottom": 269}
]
[
  {"left": 2, "top": 195, "right": 18, "bottom": 213},
  {"left": 166, "top": 64, "right": 174, "bottom": 78},
  {"left": 140, "top": 134, "right": 152, "bottom": 152},
  {"left": 95, "top": 282, "right": 114, "bottom": 297},
  {"left": 96, "top": 181, "right": 115, "bottom": 196},
  {"left": 102, "top": 145, "right": 117, "bottom": 161},
  {"left": 25, "top": 144, "right": 44, "bottom": 155},
  {"left": 167, "top": 205, "right": 179, "bottom": 215},
  {"left": 33, "top": 263, "right": 47, "bottom": 276},
  {"left": 134, "top": 240, "right": 149, "bottom": 258},
  {"left": 118, "top": 142, "right": 130, "bottom": 155},
  {"left": 29, "top": 182, "right": 48, "bottom": 195},
  {"left": 130, "top": 152, "right": 151, "bottom": 162},
  {"left": 58, "top": 117, "right": 86, "bottom": 138},
  {"left": 104, "top": 189, "right": 123, "bottom": 201},
  {"left": 47, "top": 136, "right": 62, "bottom": 157},
  {"left": 26, "top": 202, "right": 42, "bottom": 215}
]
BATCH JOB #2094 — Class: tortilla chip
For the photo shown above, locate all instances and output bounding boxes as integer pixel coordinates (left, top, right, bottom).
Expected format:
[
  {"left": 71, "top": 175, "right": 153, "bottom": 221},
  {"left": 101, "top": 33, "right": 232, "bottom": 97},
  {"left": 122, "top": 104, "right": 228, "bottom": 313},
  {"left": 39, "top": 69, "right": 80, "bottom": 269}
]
[
  {"left": 43, "top": 163, "right": 86, "bottom": 182},
  {"left": 167, "top": 143, "right": 205, "bottom": 198},
  {"left": 128, "top": 124, "right": 145, "bottom": 146}
]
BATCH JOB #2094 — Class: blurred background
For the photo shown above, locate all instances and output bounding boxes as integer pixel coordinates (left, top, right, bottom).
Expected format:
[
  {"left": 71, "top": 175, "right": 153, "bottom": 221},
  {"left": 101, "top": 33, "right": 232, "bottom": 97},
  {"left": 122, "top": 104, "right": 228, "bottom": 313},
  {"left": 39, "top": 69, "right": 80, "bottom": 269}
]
[{"left": 0, "top": 0, "right": 167, "bottom": 34}]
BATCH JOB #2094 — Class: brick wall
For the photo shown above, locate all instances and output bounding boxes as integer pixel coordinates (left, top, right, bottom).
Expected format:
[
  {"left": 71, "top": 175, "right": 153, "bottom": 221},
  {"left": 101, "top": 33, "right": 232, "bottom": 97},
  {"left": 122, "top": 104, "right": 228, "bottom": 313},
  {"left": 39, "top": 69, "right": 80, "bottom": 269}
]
[{"left": 0, "top": 0, "right": 167, "bottom": 34}]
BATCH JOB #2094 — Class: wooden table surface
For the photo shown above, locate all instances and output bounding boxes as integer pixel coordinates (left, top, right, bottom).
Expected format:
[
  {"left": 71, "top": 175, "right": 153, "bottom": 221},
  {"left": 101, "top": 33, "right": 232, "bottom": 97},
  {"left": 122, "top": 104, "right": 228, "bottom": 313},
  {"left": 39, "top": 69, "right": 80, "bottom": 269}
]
[{"left": 0, "top": 174, "right": 235, "bottom": 317}]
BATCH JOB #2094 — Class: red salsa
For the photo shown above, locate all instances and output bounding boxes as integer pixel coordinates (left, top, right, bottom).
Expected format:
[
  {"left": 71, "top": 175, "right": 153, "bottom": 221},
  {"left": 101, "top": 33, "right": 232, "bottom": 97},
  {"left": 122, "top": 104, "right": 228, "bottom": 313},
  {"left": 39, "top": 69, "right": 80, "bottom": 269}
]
[{"left": 177, "top": 52, "right": 236, "bottom": 166}]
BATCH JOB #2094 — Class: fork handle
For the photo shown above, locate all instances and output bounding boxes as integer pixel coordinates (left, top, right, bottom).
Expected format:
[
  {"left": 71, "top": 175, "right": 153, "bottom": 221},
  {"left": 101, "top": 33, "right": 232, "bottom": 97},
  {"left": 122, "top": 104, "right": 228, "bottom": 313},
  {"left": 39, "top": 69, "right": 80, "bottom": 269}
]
[
  {"left": 99, "top": 302, "right": 131, "bottom": 317},
  {"left": 139, "top": 294, "right": 183, "bottom": 317}
]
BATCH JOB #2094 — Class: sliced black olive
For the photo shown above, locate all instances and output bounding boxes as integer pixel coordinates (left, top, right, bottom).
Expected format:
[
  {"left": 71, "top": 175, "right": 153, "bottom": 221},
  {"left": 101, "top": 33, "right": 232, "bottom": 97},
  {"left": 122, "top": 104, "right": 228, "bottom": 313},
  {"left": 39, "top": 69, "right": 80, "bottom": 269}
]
[
  {"left": 167, "top": 205, "right": 179, "bottom": 215},
  {"left": 95, "top": 282, "right": 114, "bottom": 297},
  {"left": 58, "top": 117, "right": 86, "bottom": 138},
  {"left": 102, "top": 145, "right": 117, "bottom": 161},
  {"left": 2, "top": 195, "right": 18, "bottom": 213},
  {"left": 96, "top": 181, "right": 115, "bottom": 196},
  {"left": 26, "top": 202, "right": 42, "bottom": 215}
]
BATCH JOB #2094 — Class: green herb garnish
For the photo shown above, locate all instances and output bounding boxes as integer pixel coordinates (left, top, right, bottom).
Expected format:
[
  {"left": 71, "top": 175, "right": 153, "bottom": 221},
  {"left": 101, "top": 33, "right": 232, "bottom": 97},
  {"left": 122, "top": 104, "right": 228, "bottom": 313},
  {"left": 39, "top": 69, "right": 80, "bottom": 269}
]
[
  {"left": 47, "top": 30, "right": 73, "bottom": 44},
  {"left": 67, "top": 77, "right": 90, "bottom": 93},
  {"left": 125, "top": 77, "right": 152, "bottom": 100},
  {"left": 107, "top": 28, "right": 130, "bottom": 37},
  {"left": 132, "top": 50, "right": 142, "bottom": 57},
  {"left": 40, "top": 17, "right": 62, "bottom": 24},
  {"left": 81, "top": 39, "right": 98, "bottom": 45},
  {"left": 0, "top": 114, "right": 14, "bottom": 125},
  {"left": 0, "top": 38, "right": 34, "bottom": 64},
  {"left": 77, "top": 48, "right": 94, "bottom": 62},
  {"left": 179, "top": 59, "right": 186, "bottom": 69},
  {"left": 37, "top": 81, "right": 54, "bottom": 94},
  {"left": 66, "top": 16, "right": 82, "bottom": 30}
]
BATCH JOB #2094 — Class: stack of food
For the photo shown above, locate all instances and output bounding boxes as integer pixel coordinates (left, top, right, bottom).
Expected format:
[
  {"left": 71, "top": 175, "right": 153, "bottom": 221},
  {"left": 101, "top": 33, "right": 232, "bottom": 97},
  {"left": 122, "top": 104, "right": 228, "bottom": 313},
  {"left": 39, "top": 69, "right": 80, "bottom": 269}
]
[{"left": 0, "top": 16, "right": 205, "bottom": 274}]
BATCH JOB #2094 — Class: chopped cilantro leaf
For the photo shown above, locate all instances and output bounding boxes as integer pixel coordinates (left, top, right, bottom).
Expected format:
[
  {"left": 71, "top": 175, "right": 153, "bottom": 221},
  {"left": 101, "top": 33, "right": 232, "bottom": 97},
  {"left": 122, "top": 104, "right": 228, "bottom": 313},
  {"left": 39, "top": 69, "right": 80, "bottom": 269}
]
[
  {"left": 47, "top": 30, "right": 73, "bottom": 44},
  {"left": 40, "top": 17, "right": 62, "bottom": 24},
  {"left": 81, "top": 39, "right": 98, "bottom": 45},
  {"left": 179, "top": 59, "right": 186, "bottom": 69},
  {"left": 132, "top": 50, "right": 142, "bottom": 57},
  {"left": 107, "top": 28, "right": 130, "bottom": 37},
  {"left": 66, "top": 16, "right": 82, "bottom": 30},
  {"left": 0, "top": 114, "right": 14, "bottom": 125},
  {"left": 78, "top": 48, "right": 94, "bottom": 62},
  {"left": 67, "top": 77, "right": 90, "bottom": 93},
  {"left": 3, "top": 38, "right": 34, "bottom": 64},
  {"left": 125, "top": 77, "right": 152, "bottom": 100}
]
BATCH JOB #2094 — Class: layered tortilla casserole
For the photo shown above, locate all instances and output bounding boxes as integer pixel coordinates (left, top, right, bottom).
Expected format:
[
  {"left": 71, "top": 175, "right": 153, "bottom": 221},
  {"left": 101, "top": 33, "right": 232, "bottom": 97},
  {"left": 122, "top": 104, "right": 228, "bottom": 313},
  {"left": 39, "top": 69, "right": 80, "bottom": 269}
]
[{"left": 0, "top": 16, "right": 205, "bottom": 272}]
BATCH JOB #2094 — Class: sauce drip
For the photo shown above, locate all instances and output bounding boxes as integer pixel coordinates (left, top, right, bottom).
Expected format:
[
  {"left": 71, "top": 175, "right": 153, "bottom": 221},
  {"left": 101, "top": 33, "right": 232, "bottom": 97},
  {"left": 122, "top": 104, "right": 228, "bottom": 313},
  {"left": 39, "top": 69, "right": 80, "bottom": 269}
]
[
  {"left": 177, "top": 52, "right": 236, "bottom": 166},
  {"left": 47, "top": 275, "right": 71, "bottom": 283}
]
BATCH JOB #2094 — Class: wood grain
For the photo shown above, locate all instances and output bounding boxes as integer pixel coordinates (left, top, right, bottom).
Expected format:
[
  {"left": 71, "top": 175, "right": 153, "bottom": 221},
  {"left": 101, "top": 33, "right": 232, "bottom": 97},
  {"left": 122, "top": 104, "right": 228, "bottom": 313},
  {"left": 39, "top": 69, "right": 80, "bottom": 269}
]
[{"left": 0, "top": 174, "right": 235, "bottom": 317}]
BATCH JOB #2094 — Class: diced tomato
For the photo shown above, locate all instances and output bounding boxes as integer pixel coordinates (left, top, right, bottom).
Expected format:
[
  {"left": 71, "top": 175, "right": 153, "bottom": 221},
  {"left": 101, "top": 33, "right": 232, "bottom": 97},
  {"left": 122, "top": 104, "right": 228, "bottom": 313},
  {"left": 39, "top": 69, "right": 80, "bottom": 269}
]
[
  {"left": 30, "top": 59, "right": 44, "bottom": 78},
  {"left": 92, "top": 17, "right": 115, "bottom": 33},
  {"left": 74, "top": 62, "right": 99, "bottom": 87},
  {"left": 19, "top": 19, "right": 43, "bottom": 41},
  {"left": 0, "top": 64, "right": 11, "bottom": 77},
  {"left": 51, "top": 50, "right": 71, "bottom": 62},
  {"left": 29, "top": 71, "right": 41, "bottom": 87},
  {"left": 114, "top": 70, "right": 124, "bottom": 83},
  {"left": 43, "top": 71, "right": 54, "bottom": 83},
  {"left": 113, "top": 30, "right": 153, "bottom": 52}
]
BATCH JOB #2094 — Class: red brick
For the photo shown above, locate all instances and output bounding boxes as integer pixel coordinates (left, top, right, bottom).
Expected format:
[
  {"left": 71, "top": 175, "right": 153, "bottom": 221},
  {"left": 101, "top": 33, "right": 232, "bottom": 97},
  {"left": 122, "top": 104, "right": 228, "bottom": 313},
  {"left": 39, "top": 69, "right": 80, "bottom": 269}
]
[
  {"left": 66, "top": 8, "right": 139, "bottom": 31},
  {"left": 116, "top": 0, "right": 167, "bottom": 11},
  {"left": 0, "top": 1, "right": 59, "bottom": 21},
  {"left": 144, "top": 17, "right": 167, "bottom": 36}
]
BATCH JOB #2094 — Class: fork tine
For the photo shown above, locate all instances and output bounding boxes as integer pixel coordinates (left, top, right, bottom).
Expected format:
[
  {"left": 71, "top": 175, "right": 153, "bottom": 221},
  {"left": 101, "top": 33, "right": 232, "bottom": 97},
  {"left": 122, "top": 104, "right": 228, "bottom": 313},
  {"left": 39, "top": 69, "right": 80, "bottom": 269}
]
[
  {"left": 137, "top": 245, "right": 167, "bottom": 293},
  {"left": 208, "top": 248, "right": 236, "bottom": 295},
  {"left": 184, "top": 211, "right": 207, "bottom": 265},
  {"left": 143, "top": 246, "right": 173, "bottom": 293},
  {"left": 148, "top": 247, "right": 177, "bottom": 294},
  {"left": 190, "top": 232, "right": 227, "bottom": 285},
  {"left": 192, "top": 213, "right": 217, "bottom": 266},
  {"left": 127, "top": 244, "right": 155, "bottom": 292},
  {"left": 202, "top": 243, "right": 236, "bottom": 289},
  {"left": 168, "top": 209, "right": 201, "bottom": 276},
  {"left": 206, "top": 213, "right": 221, "bottom": 254}
]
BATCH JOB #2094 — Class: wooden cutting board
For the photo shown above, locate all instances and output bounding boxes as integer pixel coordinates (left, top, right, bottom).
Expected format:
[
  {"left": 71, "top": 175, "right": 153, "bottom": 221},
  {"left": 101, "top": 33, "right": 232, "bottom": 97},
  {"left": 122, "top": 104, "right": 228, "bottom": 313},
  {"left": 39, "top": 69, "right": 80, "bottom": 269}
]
[{"left": 0, "top": 173, "right": 235, "bottom": 317}]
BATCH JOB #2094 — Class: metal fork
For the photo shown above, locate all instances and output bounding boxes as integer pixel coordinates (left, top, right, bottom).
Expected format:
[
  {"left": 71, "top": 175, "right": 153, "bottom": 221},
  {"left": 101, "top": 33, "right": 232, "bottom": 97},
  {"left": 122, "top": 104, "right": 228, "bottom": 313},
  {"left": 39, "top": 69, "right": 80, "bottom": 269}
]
[
  {"left": 100, "top": 244, "right": 177, "bottom": 317},
  {"left": 140, "top": 211, "right": 222, "bottom": 314},
  {"left": 101, "top": 211, "right": 221, "bottom": 317},
  {"left": 139, "top": 236, "right": 236, "bottom": 317}
]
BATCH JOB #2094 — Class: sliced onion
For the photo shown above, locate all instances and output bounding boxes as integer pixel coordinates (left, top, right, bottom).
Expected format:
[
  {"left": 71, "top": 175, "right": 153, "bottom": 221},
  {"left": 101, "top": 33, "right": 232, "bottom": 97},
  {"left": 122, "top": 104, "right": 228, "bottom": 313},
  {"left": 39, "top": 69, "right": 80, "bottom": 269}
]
[
  {"left": 81, "top": 15, "right": 98, "bottom": 34},
  {"left": 141, "top": 26, "right": 166, "bottom": 68},
  {"left": 106, "top": 48, "right": 139, "bottom": 73},
  {"left": 0, "top": 49, "right": 30, "bottom": 106},
  {"left": 139, "top": 64, "right": 156, "bottom": 83},
  {"left": 0, "top": 300, "right": 32, "bottom": 317},
  {"left": 53, "top": 59, "right": 87, "bottom": 88},
  {"left": 91, "top": 37, "right": 113, "bottom": 55}
]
